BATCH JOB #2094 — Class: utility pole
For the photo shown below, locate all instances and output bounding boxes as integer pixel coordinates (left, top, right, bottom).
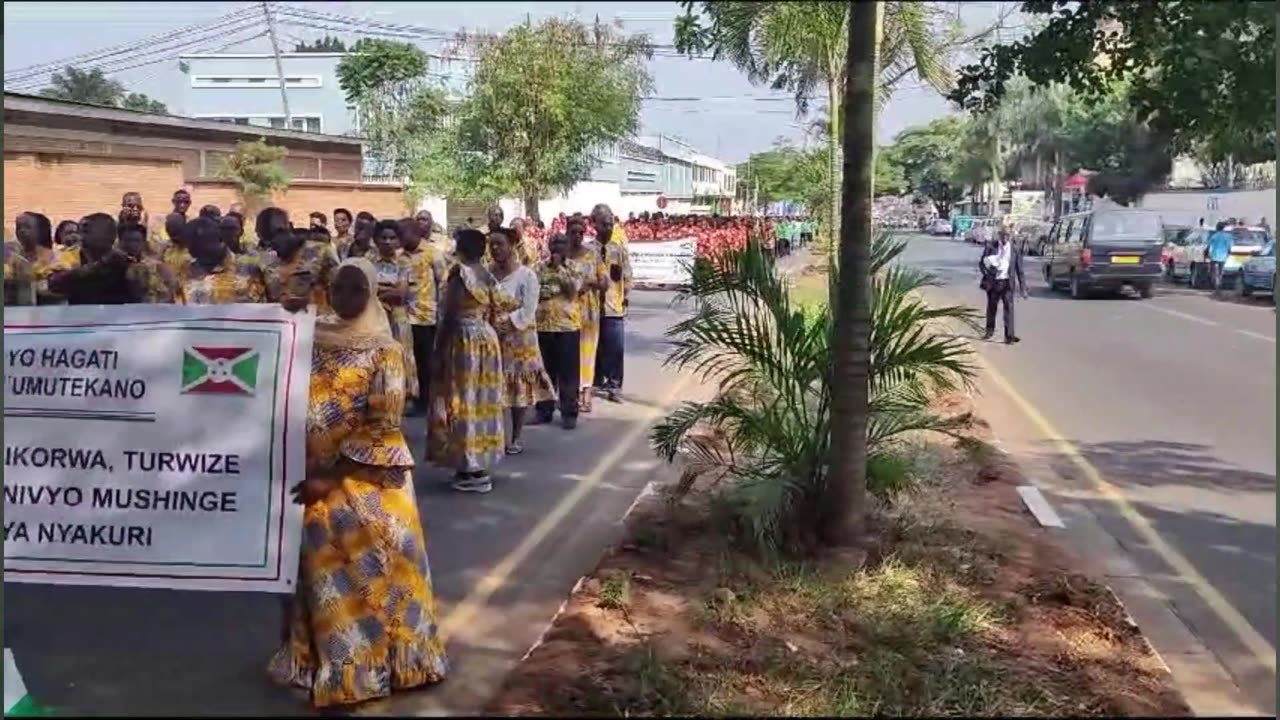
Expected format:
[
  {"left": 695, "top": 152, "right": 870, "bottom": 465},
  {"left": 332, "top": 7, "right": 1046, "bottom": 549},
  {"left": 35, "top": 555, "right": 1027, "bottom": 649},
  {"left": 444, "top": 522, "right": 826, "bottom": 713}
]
[{"left": 262, "top": 1, "right": 293, "bottom": 129}]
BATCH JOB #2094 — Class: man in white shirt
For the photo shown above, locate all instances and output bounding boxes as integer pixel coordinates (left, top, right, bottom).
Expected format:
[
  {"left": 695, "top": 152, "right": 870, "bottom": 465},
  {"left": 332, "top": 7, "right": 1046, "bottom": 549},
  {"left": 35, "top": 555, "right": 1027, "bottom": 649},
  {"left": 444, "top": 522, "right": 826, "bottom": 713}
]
[{"left": 979, "top": 228, "right": 1027, "bottom": 344}]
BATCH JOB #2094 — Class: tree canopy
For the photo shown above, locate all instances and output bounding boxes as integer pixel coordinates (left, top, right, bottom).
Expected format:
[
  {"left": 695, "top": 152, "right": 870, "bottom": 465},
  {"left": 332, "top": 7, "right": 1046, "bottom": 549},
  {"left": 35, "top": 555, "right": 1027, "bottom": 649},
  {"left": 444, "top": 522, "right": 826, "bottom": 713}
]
[
  {"left": 452, "top": 18, "right": 653, "bottom": 218},
  {"left": 294, "top": 35, "right": 347, "bottom": 53},
  {"left": 38, "top": 66, "right": 168, "bottom": 114},
  {"left": 879, "top": 117, "right": 968, "bottom": 215},
  {"left": 948, "top": 1, "right": 1275, "bottom": 158}
]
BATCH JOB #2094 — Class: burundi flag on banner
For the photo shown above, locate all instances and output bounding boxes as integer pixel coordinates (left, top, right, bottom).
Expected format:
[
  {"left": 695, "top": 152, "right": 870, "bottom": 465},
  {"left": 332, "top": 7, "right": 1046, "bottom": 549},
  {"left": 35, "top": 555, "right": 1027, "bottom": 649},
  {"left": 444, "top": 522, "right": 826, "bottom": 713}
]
[
  {"left": 4, "top": 649, "right": 52, "bottom": 717},
  {"left": 180, "top": 346, "right": 260, "bottom": 396}
]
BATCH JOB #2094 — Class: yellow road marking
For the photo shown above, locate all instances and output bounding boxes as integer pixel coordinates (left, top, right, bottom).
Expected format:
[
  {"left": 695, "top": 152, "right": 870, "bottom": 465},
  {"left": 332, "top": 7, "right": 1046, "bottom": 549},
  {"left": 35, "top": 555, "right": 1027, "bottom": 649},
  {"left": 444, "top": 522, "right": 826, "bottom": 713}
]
[
  {"left": 438, "top": 371, "right": 696, "bottom": 640},
  {"left": 975, "top": 353, "right": 1277, "bottom": 675}
]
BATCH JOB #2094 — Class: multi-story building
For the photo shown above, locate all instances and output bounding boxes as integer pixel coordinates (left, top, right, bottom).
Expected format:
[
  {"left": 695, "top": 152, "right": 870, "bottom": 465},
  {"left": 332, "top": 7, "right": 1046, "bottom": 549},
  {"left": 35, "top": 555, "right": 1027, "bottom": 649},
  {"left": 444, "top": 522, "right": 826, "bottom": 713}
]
[{"left": 177, "top": 53, "right": 356, "bottom": 135}]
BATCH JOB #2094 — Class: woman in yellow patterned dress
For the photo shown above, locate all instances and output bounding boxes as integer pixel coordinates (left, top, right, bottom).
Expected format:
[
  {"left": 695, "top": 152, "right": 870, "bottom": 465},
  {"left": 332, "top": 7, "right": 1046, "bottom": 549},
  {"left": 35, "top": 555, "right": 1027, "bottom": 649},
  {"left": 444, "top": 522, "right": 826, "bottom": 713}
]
[
  {"left": 428, "top": 228, "right": 507, "bottom": 493},
  {"left": 488, "top": 229, "right": 555, "bottom": 455},
  {"left": 566, "top": 217, "right": 607, "bottom": 413},
  {"left": 369, "top": 220, "right": 419, "bottom": 403},
  {"left": 269, "top": 257, "right": 448, "bottom": 709}
]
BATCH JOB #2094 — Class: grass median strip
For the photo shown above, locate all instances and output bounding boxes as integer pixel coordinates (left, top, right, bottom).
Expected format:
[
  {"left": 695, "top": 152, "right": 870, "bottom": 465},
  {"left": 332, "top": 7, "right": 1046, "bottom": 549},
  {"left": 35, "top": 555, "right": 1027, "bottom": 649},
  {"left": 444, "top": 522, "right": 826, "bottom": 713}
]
[{"left": 486, "top": 397, "right": 1191, "bottom": 717}]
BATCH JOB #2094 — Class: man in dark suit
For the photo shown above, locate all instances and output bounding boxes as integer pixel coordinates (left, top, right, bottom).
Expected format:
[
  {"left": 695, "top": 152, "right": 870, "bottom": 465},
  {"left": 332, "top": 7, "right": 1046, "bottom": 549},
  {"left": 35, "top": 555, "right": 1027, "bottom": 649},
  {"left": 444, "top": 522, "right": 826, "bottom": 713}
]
[{"left": 978, "top": 227, "right": 1028, "bottom": 344}]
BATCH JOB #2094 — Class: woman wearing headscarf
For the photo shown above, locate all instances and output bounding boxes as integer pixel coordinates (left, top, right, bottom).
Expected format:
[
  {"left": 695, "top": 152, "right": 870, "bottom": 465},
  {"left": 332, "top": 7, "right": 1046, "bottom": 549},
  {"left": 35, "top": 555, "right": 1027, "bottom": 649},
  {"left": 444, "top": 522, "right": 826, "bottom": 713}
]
[
  {"left": 488, "top": 228, "right": 555, "bottom": 455},
  {"left": 428, "top": 228, "right": 508, "bottom": 493},
  {"left": 269, "top": 257, "right": 448, "bottom": 708}
]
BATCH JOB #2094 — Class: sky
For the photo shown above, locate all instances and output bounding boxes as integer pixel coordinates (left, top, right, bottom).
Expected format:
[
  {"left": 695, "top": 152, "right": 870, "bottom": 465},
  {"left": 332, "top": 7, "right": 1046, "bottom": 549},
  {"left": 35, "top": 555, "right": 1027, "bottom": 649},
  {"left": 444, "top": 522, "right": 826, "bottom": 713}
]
[{"left": 3, "top": 1, "right": 1020, "bottom": 164}]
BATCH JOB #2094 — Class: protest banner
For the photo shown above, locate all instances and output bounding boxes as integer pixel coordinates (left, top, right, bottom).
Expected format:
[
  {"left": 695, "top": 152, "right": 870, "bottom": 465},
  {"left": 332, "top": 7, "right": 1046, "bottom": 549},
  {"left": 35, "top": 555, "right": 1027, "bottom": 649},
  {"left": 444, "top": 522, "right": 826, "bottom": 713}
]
[
  {"left": 628, "top": 237, "right": 696, "bottom": 286},
  {"left": 3, "top": 304, "right": 313, "bottom": 594}
]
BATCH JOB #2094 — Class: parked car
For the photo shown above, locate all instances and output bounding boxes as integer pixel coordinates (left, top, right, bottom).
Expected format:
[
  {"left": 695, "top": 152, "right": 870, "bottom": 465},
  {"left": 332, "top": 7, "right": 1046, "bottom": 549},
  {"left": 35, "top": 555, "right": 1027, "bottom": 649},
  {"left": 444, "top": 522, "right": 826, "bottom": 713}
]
[
  {"left": 1238, "top": 240, "right": 1276, "bottom": 298},
  {"left": 926, "top": 218, "right": 952, "bottom": 236},
  {"left": 1185, "top": 225, "right": 1271, "bottom": 289},
  {"left": 1160, "top": 225, "right": 1196, "bottom": 281},
  {"left": 964, "top": 218, "right": 994, "bottom": 244},
  {"left": 1042, "top": 208, "right": 1164, "bottom": 299}
]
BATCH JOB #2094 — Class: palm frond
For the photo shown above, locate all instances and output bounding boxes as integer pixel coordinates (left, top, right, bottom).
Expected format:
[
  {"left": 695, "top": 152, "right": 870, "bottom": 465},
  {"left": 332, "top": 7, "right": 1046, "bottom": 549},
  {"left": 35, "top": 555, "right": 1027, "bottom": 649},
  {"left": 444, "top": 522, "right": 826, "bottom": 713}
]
[{"left": 653, "top": 231, "right": 976, "bottom": 555}]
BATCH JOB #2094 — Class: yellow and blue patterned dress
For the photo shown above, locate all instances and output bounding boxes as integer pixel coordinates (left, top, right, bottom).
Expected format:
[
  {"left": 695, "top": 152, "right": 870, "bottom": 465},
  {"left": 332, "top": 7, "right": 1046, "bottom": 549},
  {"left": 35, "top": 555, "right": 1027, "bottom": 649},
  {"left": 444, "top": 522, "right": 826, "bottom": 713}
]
[
  {"left": 492, "top": 263, "right": 556, "bottom": 408},
  {"left": 570, "top": 243, "right": 607, "bottom": 393},
  {"left": 428, "top": 263, "right": 507, "bottom": 473},
  {"left": 268, "top": 339, "right": 448, "bottom": 708}
]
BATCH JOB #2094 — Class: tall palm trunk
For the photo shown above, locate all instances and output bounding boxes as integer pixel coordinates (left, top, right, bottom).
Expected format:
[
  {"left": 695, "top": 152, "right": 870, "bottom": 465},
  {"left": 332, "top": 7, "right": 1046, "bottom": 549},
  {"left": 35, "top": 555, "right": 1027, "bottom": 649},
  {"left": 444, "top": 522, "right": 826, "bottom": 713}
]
[
  {"left": 828, "top": 71, "right": 842, "bottom": 253},
  {"left": 824, "top": 0, "right": 881, "bottom": 545}
]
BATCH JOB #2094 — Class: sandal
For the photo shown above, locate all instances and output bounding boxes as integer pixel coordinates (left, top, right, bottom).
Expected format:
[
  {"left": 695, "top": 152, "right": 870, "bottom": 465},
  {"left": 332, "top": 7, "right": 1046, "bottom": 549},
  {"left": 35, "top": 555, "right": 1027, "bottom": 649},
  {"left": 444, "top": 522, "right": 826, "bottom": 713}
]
[{"left": 579, "top": 393, "right": 593, "bottom": 413}]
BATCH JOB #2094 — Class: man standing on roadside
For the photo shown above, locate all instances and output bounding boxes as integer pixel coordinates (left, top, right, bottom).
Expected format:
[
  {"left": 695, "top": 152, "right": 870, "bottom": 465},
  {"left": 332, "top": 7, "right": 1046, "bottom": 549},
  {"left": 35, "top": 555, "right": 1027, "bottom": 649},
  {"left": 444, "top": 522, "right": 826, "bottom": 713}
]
[
  {"left": 979, "top": 227, "right": 1027, "bottom": 344},
  {"left": 592, "top": 206, "right": 632, "bottom": 402},
  {"left": 1206, "top": 221, "right": 1234, "bottom": 293},
  {"left": 400, "top": 216, "right": 451, "bottom": 416}
]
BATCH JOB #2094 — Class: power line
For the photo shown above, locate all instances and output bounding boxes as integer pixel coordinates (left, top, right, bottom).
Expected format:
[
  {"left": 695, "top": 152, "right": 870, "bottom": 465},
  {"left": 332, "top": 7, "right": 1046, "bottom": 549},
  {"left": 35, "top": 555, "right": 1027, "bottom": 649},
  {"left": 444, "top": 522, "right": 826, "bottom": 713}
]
[
  {"left": 3, "top": 7, "right": 260, "bottom": 82},
  {"left": 271, "top": 3, "right": 715, "bottom": 59},
  {"left": 5, "top": 14, "right": 266, "bottom": 89},
  {"left": 5, "top": 28, "right": 268, "bottom": 93}
]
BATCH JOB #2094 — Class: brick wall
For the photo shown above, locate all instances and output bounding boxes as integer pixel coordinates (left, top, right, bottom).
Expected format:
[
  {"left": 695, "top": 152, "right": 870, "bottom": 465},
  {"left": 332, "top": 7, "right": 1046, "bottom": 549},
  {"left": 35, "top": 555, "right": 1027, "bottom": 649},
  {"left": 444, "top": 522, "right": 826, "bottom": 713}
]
[
  {"left": 4, "top": 152, "right": 184, "bottom": 226},
  {"left": 5, "top": 152, "right": 409, "bottom": 234}
]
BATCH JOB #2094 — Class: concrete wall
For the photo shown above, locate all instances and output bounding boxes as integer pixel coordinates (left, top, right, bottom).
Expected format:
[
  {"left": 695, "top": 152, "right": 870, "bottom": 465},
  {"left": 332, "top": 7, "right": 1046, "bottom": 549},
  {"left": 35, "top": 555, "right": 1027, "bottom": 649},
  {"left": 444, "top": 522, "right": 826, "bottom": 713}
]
[{"left": 1136, "top": 189, "right": 1276, "bottom": 227}]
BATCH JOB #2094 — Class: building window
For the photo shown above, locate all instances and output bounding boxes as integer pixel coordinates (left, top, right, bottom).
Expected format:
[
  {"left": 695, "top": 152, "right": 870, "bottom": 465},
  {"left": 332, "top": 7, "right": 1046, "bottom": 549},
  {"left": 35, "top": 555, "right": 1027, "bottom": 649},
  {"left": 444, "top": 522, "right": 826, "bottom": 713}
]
[
  {"left": 191, "top": 75, "right": 322, "bottom": 88},
  {"left": 627, "top": 169, "right": 657, "bottom": 183}
]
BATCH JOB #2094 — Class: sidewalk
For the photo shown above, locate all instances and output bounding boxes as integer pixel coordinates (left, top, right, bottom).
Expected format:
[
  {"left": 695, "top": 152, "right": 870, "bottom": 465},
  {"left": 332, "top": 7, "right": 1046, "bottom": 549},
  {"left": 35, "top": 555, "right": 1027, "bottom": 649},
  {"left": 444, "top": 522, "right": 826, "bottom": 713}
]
[{"left": 3, "top": 291, "right": 699, "bottom": 716}]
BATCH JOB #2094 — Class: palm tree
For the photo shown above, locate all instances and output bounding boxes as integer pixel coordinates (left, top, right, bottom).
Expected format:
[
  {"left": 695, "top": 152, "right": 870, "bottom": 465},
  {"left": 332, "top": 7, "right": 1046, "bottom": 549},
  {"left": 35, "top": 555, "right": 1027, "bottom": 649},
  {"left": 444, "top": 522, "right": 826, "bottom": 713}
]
[
  {"left": 652, "top": 232, "right": 977, "bottom": 553},
  {"left": 678, "top": 1, "right": 999, "bottom": 544},
  {"left": 675, "top": 2, "right": 966, "bottom": 243}
]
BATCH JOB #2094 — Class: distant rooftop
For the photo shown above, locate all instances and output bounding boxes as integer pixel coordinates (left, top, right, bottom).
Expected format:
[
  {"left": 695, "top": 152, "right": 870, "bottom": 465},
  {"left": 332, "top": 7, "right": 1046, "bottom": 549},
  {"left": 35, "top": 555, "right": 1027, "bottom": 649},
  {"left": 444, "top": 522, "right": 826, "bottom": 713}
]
[{"left": 3, "top": 92, "right": 367, "bottom": 149}]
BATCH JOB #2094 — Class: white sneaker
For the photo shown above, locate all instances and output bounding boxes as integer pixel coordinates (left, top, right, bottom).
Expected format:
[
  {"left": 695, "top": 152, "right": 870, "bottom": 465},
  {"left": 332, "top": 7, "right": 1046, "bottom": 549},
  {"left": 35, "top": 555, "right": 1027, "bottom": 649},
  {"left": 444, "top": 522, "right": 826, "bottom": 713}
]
[{"left": 451, "top": 475, "right": 493, "bottom": 494}]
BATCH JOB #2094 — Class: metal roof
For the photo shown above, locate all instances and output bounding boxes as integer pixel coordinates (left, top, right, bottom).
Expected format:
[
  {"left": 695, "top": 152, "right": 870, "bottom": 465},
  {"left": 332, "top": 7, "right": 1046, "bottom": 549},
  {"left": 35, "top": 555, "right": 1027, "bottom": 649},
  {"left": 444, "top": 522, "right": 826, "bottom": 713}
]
[{"left": 3, "top": 92, "right": 367, "bottom": 150}]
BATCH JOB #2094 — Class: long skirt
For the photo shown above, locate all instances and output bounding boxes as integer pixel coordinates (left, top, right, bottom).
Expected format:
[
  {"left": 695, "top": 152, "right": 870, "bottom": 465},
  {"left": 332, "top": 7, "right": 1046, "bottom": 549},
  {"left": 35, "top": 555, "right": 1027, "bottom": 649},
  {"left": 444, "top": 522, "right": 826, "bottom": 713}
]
[
  {"left": 386, "top": 305, "right": 419, "bottom": 400},
  {"left": 268, "top": 470, "right": 448, "bottom": 708},
  {"left": 578, "top": 294, "right": 601, "bottom": 390},
  {"left": 498, "top": 323, "right": 556, "bottom": 408},
  {"left": 428, "top": 318, "right": 506, "bottom": 472}
]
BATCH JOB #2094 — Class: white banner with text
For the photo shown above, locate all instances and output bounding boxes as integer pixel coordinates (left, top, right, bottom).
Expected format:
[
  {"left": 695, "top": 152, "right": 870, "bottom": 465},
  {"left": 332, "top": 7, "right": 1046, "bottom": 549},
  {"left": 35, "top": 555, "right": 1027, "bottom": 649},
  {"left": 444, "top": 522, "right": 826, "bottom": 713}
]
[
  {"left": 3, "top": 304, "right": 314, "bottom": 593},
  {"left": 629, "top": 237, "right": 696, "bottom": 286}
]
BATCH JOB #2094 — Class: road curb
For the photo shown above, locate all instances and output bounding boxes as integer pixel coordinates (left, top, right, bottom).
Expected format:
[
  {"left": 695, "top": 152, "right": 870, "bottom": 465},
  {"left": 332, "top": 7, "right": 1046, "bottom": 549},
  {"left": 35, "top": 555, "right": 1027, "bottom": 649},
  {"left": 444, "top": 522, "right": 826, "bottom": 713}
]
[{"left": 514, "top": 480, "right": 663, "bottom": 666}]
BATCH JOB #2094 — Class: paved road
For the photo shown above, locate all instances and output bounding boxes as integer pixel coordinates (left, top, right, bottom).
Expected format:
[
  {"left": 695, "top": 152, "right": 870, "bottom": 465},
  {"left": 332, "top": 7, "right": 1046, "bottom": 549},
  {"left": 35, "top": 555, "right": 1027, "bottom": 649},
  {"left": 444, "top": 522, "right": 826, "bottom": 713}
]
[
  {"left": 901, "top": 234, "right": 1276, "bottom": 713},
  {"left": 3, "top": 289, "right": 702, "bottom": 716}
]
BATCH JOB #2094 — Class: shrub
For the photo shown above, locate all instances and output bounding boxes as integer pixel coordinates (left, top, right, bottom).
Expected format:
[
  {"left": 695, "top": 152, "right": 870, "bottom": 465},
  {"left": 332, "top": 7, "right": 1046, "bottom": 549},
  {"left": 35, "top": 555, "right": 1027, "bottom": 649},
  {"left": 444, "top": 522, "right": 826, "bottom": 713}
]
[{"left": 651, "top": 233, "right": 977, "bottom": 554}]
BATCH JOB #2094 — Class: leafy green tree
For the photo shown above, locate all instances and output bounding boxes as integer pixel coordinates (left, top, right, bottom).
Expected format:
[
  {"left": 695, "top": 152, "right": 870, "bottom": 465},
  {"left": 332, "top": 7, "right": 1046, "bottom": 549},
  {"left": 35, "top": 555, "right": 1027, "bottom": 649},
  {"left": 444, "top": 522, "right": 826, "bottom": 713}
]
[
  {"left": 738, "top": 143, "right": 827, "bottom": 206},
  {"left": 873, "top": 150, "right": 905, "bottom": 197},
  {"left": 949, "top": 1, "right": 1275, "bottom": 159},
  {"left": 336, "top": 39, "right": 459, "bottom": 199},
  {"left": 39, "top": 66, "right": 167, "bottom": 114},
  {"left": 215, "top": 139, "right": 290, "bottom": 216},
  {"left": 452, "top": 18, "right": 653, "bottom": 220},
  {"left": 294, "top": 35, "right": 347, "bottom": 53},
  {"left": 1059, "top": 82, "right": 1173, "bottom": 206},
  {"left": 122, "top": 92, "right": 167, "bottom": 114},
  {"left": 881, "top": 116, "right": 968, "bottom": 215}
]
